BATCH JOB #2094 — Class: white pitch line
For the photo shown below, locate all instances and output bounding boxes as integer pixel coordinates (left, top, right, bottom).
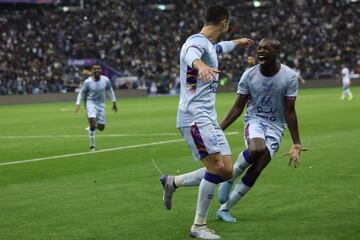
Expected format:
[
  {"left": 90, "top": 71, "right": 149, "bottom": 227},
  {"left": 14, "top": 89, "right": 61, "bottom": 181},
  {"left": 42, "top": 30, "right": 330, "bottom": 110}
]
[
  {"left": 0, "top": 133, "right": 180, "bottom": 139},
  {"left": 0, "top": 131, "right": 240, "bottom": 139},
  {"left": 0, "top": 131, "right": 240, "bottom": 167},
  {"left": 0, "top": 139, "right": 183, "bottom": 167}
]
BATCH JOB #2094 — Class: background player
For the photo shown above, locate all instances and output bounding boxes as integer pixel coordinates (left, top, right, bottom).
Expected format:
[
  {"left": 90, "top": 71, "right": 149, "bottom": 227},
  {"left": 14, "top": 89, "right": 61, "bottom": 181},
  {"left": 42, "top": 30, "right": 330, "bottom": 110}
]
[
  {"left": 215, "top": 38, "right": 306, "bottom": 222},
  {"left": 338, "top": 64, "right": 353, "bottom": 100},
  {"left": 75, "top": 63, "right": 117, "bottom": 151},
  {"left": 160, "top": 5, "right": 254, "bottom": 239}
]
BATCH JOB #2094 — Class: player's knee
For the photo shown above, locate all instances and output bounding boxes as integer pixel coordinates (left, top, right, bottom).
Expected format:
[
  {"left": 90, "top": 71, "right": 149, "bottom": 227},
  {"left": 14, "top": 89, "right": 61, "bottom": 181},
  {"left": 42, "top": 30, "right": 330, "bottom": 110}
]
[
  {"left": 214, "top": 163, "right": 233, "bottom": 180},
  {"left": 222, "top": 167, "right": 233, "bottom": 180},
  {"left": 212, "top": 160, "right": 225, "bottom": 174},
  {"left": 248, "top": 146, "right": 267, "bottom": 159}
]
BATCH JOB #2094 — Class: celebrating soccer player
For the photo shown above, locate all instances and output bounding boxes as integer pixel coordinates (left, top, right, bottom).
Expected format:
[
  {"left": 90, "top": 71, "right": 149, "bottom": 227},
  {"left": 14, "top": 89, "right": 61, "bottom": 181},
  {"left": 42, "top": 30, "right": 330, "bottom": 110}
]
[
  {"left": 75, "top": 63, "right": 117, "bottom": 151},
  {"left": 215, "top": 37, "right": 306, "bottom": 222},
  {"left": 159, "top": 5, "right": 254, "bottom": 239}
]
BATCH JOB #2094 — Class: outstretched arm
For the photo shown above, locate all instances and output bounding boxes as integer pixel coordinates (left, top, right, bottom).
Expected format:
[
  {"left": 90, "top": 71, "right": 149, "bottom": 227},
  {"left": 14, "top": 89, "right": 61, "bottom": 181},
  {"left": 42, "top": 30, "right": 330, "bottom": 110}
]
[
  {"left": 220, "top": 95, "right": 248, "bottom": 131},
  {"left": 216, "top": 38, "right": 255, "bottom": 54}
]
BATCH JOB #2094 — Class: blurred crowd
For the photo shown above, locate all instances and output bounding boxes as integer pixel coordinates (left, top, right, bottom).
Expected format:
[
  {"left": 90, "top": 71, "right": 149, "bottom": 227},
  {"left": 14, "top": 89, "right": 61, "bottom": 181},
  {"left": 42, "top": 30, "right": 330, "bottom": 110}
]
[{"left": 0, "top": 0, "right": 359, "bottom": 95}]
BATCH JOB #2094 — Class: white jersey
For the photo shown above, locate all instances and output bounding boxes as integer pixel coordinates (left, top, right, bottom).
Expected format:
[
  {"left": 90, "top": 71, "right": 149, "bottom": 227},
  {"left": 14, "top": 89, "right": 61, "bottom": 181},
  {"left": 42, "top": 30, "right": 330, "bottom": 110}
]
[
  {"left": 237, "top": 64, "right": 299, "bottom": 131},
  {"left": 176, "top": 33, "right": 235, "bottom": 128},
  {"left": 341, "top": 67, "right": 350, "bottom": 84},
  {"left": 75, "top": 75, "right": 116, "bottom": 106}
]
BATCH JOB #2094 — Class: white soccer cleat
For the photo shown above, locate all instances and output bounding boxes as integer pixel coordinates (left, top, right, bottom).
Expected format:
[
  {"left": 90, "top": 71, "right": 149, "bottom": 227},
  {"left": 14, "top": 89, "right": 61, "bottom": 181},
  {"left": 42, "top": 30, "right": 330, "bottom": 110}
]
[
  {"left": 85, "top": 127, "right": 90, "bottom": 131},
  {"left": 160, "top": 175, "right": 176, "bottom": 210},
  {"left": 216, "top": 210, "right": 237, "bottom": 223},
  {"left": 217, "top": 181, "right": 233, "bottom": 204},
  {"left": 189, "top": 225, "right": 221, "bottom": 239},
  {"left": 90, "top": 146, "right": 96, "bottom": 152}
]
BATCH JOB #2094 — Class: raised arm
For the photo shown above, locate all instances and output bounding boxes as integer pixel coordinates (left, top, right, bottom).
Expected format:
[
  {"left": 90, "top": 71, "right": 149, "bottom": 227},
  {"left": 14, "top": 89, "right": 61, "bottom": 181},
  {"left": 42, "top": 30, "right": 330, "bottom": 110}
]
[{"left": 220, "top": 94, "right": 248, "bottom": 131}]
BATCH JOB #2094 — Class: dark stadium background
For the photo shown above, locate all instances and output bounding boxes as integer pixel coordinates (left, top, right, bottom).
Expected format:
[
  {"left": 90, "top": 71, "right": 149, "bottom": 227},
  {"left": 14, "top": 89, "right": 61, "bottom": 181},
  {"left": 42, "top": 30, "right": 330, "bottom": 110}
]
[{"left": 0, "top": 0, "right": 359, "bottom": 97}]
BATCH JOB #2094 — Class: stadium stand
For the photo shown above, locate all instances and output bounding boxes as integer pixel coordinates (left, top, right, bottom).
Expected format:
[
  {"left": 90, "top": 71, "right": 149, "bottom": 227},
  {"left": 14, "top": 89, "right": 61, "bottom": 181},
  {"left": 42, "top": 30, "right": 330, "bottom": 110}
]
[{"left": 0, "top": 0, "right": 359, "bottom": 95}]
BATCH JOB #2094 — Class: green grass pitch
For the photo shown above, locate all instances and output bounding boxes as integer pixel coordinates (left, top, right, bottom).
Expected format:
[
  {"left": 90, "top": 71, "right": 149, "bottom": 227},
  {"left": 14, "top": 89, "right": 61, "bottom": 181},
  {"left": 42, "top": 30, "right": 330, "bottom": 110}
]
[{"left": 0, "top": 87, "right": 359, "bottom": 240}]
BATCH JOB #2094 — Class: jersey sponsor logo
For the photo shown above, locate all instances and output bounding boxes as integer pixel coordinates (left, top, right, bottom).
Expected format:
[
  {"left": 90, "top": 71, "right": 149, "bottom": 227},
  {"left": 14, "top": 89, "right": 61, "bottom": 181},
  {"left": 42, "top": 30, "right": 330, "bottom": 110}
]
[{"left": 209, "top": 80, "right": 219, "bottom": 93}]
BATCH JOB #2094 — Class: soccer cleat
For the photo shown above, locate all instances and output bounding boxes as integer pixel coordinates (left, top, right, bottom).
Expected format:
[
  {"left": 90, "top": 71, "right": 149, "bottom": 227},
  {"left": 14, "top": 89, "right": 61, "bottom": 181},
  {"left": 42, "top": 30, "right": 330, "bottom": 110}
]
[
  {"left": 85, "top": 127, "right": 90, "bottom": 131},
  {"left": 348, "top": 94, "right": 354, "bottom": 101},
  {"left": 160, "top": 175, "right": 176, "bottom": 210},
  {"left": 216, "top": 210, "right": 237, "bottom": 223},
  {"left": 217, "top": 181, "right": 233, "bottom": 204},
  {"left": 340, "top": 95, "right": 345, "bottom": 100},
  {"left": 90, "top": 146, "right": 96, "bottom": 151},
  {"left": 189, "top": 225, "right": 221, "bottom": 239}
]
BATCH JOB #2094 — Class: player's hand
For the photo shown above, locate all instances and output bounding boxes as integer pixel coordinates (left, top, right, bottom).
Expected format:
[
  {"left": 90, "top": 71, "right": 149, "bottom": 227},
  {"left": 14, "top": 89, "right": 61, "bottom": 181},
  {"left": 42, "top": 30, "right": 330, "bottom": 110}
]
[
  {"left": 112, "top": 103, "right": 118, "bottom": 113},
  {"left": 75, "top": 105, "right": 81, "bottom": 114},
  {"left": 234, "top": 38, "right": 255, "bottom": 48},
  {"left": 282, "top": 144, "right": 307, "bottom": 168},
  {"left": 198, "top": 66, "right": 220, "bottom": 82},
  {"left": 193, "top": 59, "right": 220, "bottom": 82}
]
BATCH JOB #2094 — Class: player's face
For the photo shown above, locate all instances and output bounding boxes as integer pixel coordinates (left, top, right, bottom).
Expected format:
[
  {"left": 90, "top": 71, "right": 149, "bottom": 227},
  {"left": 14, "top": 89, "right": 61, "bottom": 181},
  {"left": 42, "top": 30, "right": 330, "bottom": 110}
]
[
  {"left": 92, "top": 65, "right": 101, "bottom": 78},
  {"left": 257, "top": 40, "right": 277, "bottom": 65}
]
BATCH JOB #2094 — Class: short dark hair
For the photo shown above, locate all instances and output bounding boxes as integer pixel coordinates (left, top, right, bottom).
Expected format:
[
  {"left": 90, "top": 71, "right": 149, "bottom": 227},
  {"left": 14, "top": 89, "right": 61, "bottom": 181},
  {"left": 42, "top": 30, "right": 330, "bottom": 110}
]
[
  {"left": 261, "top": 37, "right": 281, "bottom": 53},
  {"left": 204, "top": 5, "right": 229, "bottom": 25}
]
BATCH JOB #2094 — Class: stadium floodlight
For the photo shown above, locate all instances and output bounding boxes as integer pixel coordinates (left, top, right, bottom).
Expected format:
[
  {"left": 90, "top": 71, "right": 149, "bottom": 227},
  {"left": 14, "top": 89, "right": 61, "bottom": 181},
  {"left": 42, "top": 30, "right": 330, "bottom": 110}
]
[
  {"left": 158, "top": 4, "right": 166, "bottom": 11},
  {"left": 253, "top": 0, "right": 261, "bottom": 7}
]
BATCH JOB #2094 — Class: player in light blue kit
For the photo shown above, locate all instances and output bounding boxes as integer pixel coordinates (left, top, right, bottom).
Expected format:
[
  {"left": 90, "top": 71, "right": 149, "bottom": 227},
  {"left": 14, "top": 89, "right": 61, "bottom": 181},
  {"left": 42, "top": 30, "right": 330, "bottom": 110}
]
[
  {"left": 75, "top": 63, "right": 117, "bottom": 151},
  {"left": 216, "top": 38, "right": 306, "bottom": 222},
  {"left": 159, "top": 5, "right": 254, "bottom": 239}
]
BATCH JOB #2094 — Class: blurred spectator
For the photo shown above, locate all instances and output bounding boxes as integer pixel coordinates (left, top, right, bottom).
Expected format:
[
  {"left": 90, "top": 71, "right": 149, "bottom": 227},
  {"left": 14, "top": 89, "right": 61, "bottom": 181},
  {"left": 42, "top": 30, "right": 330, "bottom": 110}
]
[{"left": 0, "top": 0, "right": 359, "bottom": 95}]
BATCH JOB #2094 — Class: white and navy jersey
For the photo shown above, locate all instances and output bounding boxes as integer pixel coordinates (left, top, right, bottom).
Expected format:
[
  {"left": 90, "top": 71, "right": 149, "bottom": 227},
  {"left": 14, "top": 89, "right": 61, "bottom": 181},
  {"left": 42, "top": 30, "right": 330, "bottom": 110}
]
[
  {"left": 176, "top": 33, "right": 235, "bottom": 128},
  {"left": 341, "top": 67, "right": 350, "bottom": 84},
  {"left": 237, "top": 64, "right": 298, "bottom": 131},
  {"left": 76, "top": 75, "right": 116, "bottom": 106}
]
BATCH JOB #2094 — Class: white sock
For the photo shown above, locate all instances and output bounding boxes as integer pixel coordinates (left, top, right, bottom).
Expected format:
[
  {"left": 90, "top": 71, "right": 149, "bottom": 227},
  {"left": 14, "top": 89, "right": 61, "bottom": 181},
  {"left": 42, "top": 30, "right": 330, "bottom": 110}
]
[
  {"left": 194, "top": 178, "right": 217, "bottom": 225},
  {"left": 174, "top": 167, "right": 206, "bottom": 187},
  {"left": 228, "top": 151, "right": 251, "bottom": 183},
  {"left": 89, "top": 129, "right": 95, "bottom": 147},
  {"left": 220, "top": 180, "right": 250, "bottom": 211}
]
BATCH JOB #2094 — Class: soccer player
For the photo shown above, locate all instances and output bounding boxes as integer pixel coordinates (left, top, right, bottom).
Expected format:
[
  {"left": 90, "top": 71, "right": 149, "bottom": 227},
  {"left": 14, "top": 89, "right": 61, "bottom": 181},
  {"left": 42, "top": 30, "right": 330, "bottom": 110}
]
[
  {"left": 339, "top": 64, "right": 353, "bottom": 100},
  {"left": 75, "top": 63, "right": 117, "bottom": 151},
  {"left": 247, "top": 55, "right": 256, "bottom": 68},
  {"left": 159, "top": 5, "right": 254, "bottom": 239},
  {"left": 215, "top": 38, "right": 306, "bottom": 223}
]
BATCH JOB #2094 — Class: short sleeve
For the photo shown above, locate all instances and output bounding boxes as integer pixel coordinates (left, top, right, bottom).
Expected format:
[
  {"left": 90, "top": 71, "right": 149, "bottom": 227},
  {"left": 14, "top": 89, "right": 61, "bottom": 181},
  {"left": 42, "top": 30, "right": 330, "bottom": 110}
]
[
  {"left": 237, "top": 70, "right": 250, "bottom": 96},
  {"left": 184, "top": 36, "right": 207, "bottom": 67},
  {"left": 285, "top": 74, "right": 299, "bottom": 97}
]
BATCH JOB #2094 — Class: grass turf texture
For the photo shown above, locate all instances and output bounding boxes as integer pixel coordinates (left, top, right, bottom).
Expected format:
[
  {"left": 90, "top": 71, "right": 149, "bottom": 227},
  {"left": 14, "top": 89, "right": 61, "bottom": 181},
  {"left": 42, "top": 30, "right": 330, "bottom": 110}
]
[{"left": 0, "top": 87, "right": 359, "bottom": 240}]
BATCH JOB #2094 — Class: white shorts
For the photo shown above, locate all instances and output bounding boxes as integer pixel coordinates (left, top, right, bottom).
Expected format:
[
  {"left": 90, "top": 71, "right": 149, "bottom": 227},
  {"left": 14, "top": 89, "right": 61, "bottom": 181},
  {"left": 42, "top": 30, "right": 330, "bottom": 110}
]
[
  {"left": 244, "top": 119, "right": 283, "bottom": 158},
  {"left": 342, "top": 81, "right": 350, "bottom": 90},
  {"left": 86, "top": 101, "right": 106, "bottom": 125},
  {"left": 179, "top": 123, "right": 231, "bottom": 161}
]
